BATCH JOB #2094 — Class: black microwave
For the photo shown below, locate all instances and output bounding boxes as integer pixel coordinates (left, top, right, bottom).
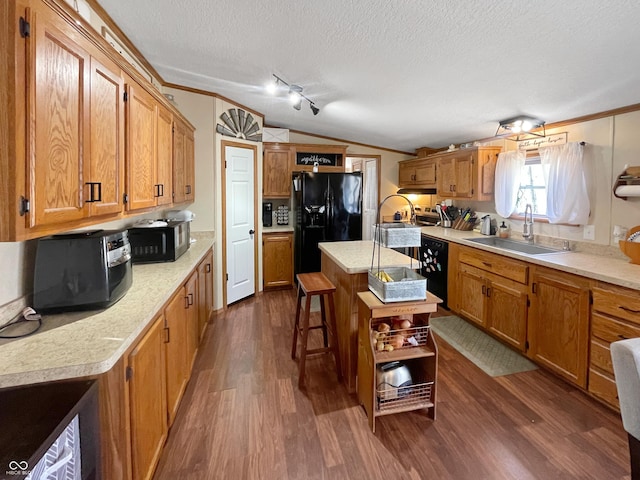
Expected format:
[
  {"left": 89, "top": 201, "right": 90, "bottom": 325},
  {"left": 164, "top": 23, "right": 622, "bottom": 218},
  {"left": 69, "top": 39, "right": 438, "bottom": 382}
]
[{"left": 128, "top": 220, "right": 191, "bottom": 263}]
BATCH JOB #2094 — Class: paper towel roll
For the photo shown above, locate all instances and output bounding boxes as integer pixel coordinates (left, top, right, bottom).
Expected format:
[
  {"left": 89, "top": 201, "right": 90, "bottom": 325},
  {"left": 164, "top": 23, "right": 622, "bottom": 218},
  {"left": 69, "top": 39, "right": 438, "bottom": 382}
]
[{"left": 615, "top": 184, "right": 640, "bottom": 197}]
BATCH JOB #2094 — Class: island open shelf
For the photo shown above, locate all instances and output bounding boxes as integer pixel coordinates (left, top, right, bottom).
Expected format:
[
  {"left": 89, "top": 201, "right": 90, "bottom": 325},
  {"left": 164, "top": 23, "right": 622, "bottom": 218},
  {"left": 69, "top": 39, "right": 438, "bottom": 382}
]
[{"left": 356, "top": 290, "right": 441, "bottom": 432}]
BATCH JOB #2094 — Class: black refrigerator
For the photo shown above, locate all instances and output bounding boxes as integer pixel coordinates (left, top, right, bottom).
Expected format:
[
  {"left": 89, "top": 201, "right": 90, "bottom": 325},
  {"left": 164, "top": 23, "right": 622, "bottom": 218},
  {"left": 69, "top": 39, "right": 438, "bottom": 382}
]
[{"left": 293, "top": 172, "right": 363, "bottom": 275}]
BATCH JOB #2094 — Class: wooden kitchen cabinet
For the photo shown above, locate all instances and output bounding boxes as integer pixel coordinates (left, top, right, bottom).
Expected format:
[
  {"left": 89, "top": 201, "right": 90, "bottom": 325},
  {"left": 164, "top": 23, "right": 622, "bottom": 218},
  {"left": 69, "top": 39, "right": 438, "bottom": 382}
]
[
  {"left": 173, "top": 117, "right": 195, "bottom": 204},
  {"left": 185, "top": 271, "right": 199, "bottom": 371},
  {"left": 263, "top": 232, "right": 294, "bottom": 289},
  {"left": 398, "top": 158, "right": 437, "bottom": 188},
  {"left": 125, "top": 79, "right": 157, "bottom": 211},
  {"left": 26, "top": 2, "right": 125, "bottom": 229},
  {"left": 528, "top": 266, "right": 590, "bottom": 387},
  {"left": 263, "top": 144, "right": 293, "bottom": 198},
  {"left": 197, "top": 248, "right": 214, "bottom": 339},
  {"left": 433, "top": 146, "right": 501, "bottom": 201},
  {"left": 1, "top": 0, "right": 195, "bottom": 240},
  {"left": 164, "top": 287, "right": 190, "bottom": 426},
  {"left": 155, "top": 105, "right": 174, "bottom": 206},
  {"left": 588, "top": 283, "right": 640, "bottom": 408},
  {"left": 456, "top": 246, "right": 529, "bottom": 351},
  {"left": 128, "top": 314, "right": 167, "bottom": 480},
  {"left": 357, "top": 291, "right": 440, "bottom": 433}
]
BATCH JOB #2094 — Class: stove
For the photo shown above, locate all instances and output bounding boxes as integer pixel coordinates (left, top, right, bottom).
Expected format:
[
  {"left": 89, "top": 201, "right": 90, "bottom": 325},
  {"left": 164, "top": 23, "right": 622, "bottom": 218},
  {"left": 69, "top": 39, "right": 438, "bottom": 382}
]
[{"left": 415, "top": 213, "right": 440, "bottom": 226}]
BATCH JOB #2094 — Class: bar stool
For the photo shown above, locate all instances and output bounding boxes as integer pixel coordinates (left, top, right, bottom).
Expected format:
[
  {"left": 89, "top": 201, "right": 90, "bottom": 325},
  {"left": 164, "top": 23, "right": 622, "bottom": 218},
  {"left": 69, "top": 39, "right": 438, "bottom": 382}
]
[{"left": 291, "top": 272, "right": 342, "bottom": 387}]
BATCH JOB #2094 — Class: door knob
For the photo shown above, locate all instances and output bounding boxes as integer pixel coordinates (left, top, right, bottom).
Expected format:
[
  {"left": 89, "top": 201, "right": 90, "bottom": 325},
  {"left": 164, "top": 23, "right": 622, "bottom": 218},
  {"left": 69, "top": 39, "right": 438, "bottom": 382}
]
[{"left": 249, "top": 229, "right": 255, "bottom": 235}]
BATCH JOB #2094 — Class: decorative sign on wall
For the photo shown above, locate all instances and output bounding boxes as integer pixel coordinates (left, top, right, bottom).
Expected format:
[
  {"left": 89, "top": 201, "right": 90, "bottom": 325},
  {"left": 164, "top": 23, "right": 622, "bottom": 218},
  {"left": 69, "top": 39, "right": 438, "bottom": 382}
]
[
  {"left": 216, "top": 108, "right": 262, "bottom": 142},
  {"left": 295, "top": 153, "right": 340, "bottom": 166},
  {"left": 517, "top": 133, "right": 567, "bottom": 150}
]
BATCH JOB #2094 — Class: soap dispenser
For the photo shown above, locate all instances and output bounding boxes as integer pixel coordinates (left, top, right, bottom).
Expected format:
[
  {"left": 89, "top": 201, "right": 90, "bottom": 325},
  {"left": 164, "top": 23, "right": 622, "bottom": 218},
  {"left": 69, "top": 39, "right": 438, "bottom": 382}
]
[{"left": 499, "top": 221, "right": 509, "bottom": 238}]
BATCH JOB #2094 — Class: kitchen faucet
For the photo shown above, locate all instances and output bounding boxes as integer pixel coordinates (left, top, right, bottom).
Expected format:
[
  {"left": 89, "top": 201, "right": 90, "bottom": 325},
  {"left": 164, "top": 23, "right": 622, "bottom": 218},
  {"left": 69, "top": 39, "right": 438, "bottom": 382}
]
[{"left": 522, "top": 204, "right": 534, "bottom": 243}]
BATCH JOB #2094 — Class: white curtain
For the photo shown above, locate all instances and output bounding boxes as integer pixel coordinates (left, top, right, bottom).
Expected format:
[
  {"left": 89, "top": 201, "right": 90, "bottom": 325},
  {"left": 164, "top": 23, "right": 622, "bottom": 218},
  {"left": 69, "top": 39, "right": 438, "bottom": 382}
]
[
  {"left": 494, "top": 150, "right": 526, "bottom": 218},
  {"left": 539, "top": 142, "right": 589, "bottom": 225}
]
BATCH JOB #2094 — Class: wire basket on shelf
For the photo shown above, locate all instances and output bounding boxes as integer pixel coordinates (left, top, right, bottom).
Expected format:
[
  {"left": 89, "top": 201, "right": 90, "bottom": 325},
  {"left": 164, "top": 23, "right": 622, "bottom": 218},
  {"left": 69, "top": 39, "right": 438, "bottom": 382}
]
[{"left": 369, "top": 195, "right": 427, "bottom": 303}]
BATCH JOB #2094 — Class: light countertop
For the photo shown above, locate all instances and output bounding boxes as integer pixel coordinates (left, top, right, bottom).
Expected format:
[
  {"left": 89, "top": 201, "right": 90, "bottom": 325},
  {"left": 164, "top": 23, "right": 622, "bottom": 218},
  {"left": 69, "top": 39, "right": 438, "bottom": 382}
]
[
  {"left": 0, "top": 232, "right": 215, "bottom": 389},
  {"left": 318, "top": 240, "right": 417, "bottom": 274},
  {"left": 420, "top": 227, "right": 640, "bottom": 290},
  {"left": 262, "top": 225, "right": 294, "bottom": 233}
]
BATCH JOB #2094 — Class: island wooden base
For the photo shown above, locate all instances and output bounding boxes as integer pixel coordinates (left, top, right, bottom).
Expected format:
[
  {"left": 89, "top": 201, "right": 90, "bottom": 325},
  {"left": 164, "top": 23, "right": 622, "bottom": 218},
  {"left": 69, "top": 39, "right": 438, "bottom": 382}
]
[{"left": 321, "top": 256, "right": 369, "bottom": 393}]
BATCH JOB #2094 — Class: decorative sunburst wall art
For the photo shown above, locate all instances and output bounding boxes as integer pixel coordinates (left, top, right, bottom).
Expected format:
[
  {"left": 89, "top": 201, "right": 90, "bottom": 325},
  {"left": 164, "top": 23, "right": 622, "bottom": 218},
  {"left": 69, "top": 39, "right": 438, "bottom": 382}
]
[{"left": 216, "top": 108, "right": 262, "bottom": 142}]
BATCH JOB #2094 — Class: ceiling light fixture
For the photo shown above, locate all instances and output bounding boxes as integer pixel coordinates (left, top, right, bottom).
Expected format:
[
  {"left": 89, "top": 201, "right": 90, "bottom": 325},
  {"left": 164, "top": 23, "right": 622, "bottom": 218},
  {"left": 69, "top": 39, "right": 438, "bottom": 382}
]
[
  {"left": 269, "top": 74, "right": 320, "bottom": 115},
  {"left": 495, "top": 116, "right": 546, "bottom": 141}
]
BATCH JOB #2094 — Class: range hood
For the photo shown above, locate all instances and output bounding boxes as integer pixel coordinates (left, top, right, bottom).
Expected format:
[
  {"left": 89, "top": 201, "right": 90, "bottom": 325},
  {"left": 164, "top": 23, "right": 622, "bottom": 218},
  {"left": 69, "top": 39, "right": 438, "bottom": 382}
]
[{"left": 396, "top": 187, "right": 437, "bottom": 195}]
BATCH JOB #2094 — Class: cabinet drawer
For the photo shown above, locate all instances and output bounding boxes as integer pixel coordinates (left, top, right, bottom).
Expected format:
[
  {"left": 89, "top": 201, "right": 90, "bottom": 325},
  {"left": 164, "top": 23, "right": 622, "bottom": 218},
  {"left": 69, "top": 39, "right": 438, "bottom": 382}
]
[
  {"left": 591, "top": 311, "right": 640, "bottom": 344},
  {"left": 458, "top": 248, "right": 528, "bottom": 284},
  {"left": 592, "top": 286, "right": 640, "bottom": 325},
  {"left": 590, "top": 338, "right": 613, "bottom": 375},
  {"left": 588, "top": 368, "right": 619, "bottom": 409}
]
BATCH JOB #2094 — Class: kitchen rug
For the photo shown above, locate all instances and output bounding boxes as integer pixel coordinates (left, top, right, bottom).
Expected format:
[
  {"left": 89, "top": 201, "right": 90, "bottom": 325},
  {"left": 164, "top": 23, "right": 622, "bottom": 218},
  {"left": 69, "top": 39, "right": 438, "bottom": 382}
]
[{"left": 429, "top": 316, "right": 538, "bottom": 377}]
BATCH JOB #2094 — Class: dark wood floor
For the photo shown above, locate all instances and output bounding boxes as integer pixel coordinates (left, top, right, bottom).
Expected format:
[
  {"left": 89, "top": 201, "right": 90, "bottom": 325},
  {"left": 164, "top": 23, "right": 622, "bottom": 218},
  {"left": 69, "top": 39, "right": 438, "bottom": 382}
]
[{"left": 153, "top": 289, "right": 630, "bottom": 480}]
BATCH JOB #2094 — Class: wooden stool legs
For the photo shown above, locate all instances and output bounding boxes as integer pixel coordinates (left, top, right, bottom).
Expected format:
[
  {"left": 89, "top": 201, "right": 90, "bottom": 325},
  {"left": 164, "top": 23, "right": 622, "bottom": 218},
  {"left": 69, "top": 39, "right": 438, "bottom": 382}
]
[{"left": 291, "top": 273, "right": 342, "bottom": 388}]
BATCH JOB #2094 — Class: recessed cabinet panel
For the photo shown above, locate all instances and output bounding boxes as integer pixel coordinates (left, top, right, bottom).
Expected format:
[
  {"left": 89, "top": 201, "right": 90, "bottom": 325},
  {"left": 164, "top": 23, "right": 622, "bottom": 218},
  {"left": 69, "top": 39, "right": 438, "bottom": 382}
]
[
  {"left": 125, "top": 82, "right": 157, "bottom": 211},
  {"left": 30, "top": 7, "right": 90, "bottom": 227},
  {"left": 89, "top": 55, "right": 124, "bottom": 216},
  {"left": 156, "top": 106, "right": 173, "bottom": 206}
]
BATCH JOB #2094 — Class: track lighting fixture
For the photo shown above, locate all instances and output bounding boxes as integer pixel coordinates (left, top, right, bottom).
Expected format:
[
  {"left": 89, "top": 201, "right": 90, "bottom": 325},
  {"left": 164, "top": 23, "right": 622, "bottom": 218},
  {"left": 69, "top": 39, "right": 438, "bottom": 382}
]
[
  {"left": 268, "top": 74, "right": 320, "bottom": 115},
  {"left": 495, "top": 116, "right": 546, "bottom": 140}
]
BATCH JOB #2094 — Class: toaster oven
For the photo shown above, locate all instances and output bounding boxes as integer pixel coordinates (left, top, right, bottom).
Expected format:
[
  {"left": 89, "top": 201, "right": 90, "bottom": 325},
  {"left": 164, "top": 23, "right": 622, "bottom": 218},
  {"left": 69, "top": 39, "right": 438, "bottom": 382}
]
[{"left": 33, "top": 229, "right": 133, "bottom": 312}]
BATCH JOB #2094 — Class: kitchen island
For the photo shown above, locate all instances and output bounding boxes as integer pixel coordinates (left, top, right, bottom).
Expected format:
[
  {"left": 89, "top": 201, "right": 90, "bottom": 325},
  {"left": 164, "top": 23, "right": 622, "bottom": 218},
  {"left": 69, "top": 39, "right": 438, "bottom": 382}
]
[{"left": 319, "top": 240, "right": 421, "bottom": 392}]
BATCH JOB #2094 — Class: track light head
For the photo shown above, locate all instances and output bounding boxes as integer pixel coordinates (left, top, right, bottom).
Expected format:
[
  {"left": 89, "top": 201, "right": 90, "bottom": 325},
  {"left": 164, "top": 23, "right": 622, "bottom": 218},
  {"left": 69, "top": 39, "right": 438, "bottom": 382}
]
[{"left": 270, "top": 74, "right": 319, "bottom": 116}]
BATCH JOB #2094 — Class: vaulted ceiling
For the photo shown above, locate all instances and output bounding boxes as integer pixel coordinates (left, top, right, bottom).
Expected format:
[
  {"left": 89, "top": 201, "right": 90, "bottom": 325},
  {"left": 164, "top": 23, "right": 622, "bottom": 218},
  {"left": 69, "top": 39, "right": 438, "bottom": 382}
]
[{"left": 96, "top": 0, "right": 640, "bottom": 152}]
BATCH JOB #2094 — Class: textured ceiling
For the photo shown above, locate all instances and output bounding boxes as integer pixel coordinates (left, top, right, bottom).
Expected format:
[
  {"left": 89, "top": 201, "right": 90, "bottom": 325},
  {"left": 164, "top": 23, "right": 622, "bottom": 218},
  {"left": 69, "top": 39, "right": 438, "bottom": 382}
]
[{"left": 96, "top": 0, "right": 640, "bottom": 152}]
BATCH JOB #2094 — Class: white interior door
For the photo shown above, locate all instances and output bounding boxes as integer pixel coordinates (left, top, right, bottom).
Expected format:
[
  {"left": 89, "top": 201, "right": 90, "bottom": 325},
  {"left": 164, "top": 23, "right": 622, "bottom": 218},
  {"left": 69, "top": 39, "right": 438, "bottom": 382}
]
[{"left": 225, "top": 145, "right": 255, "bottom": 304}]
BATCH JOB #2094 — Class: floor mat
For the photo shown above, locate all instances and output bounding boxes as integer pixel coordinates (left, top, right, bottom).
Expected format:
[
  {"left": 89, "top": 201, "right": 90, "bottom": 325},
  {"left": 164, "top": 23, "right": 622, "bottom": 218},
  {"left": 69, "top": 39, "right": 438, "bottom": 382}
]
[{"left": 430, "top": 316, "right": 538, "bottom": 377}]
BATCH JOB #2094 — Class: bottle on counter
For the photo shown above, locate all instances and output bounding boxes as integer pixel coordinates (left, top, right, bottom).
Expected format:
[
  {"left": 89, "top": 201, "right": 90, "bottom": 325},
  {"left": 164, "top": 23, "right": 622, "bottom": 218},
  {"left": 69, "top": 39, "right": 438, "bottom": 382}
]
[{"left": 499, "top": 221, "right": 509, "bottom": 238}]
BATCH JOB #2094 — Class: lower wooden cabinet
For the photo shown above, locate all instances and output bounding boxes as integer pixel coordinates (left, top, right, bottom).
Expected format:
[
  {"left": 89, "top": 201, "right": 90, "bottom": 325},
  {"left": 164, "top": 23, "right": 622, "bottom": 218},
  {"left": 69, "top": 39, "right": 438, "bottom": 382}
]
[
  {"left": 263, "top": 232, "right": 293, "bottom": 289},
  {"left": 197, "top": 249, "right": 214, "bottom": 339},
  {"left": 588, "top": 283, "right": 640, "bottom": 408},
  {"left": 128, "top": 314, "right": 167, "bottom": 480},
  {"left": 456, "top": 247, "right": 528, "bottom": 351},
  {"left": 185, "top": 271, "right": 199, "bottom": 371},
  {"left": 164, "top": 286, "right": 190, "bottom": 426},
  {"left": 528, "top": 266, "right": 590, "bottom": 388}
]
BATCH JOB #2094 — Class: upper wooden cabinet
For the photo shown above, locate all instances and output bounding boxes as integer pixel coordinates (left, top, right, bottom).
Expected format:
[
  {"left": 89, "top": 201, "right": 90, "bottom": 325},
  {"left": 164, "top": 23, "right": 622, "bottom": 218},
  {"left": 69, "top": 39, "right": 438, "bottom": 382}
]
[
  {"left": 173, "top": 117, "right": 195, "bottom": 205},
  {"left": 125, "top": 79, "right": 157, "bottom": 211},
  {"left": 432, "top": 146, "right": 501, "bottom": 201},
  {"left": 398, "top": 158, "right": 437, "bottom": 188},
  {"left": 263, "top": 144, "right": 293, "bottom": 198},
  {"left": 156, "top": 105, "right": 174, "bottom": 206},
  {"left": 20, "top": 1, "right": 125, "bottom": 234},
  {"left": 0, "top": 0, "right": 195, "bottom": 240}
]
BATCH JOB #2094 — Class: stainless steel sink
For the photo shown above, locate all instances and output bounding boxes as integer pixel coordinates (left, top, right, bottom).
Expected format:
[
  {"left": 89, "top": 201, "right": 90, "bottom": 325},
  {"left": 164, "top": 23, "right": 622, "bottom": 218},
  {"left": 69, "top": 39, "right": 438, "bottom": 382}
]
[{"left": 464, "top": 237, "right": 566, "bottom": 255}]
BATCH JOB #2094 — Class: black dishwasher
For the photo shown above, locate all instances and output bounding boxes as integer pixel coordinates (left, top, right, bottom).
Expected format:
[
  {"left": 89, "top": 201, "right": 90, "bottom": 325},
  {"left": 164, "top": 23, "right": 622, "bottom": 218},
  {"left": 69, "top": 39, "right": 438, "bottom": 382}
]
[{"left": 420, "top": 234, "right": 449, "bottom": 309}]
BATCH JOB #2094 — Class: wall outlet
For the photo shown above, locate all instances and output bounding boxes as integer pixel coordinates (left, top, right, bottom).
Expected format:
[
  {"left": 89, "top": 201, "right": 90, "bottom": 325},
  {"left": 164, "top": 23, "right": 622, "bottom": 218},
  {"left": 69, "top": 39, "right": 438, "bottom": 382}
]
[{"left": 583, "top": 225, "right": 595, "bottom": 240}]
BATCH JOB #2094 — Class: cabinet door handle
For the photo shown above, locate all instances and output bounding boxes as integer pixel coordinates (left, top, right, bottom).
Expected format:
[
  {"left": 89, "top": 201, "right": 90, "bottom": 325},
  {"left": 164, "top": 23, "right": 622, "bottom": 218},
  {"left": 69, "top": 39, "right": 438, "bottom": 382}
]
[
  {"left": 184, "top": 296, "right": 190, "bottom": 309},
  {"left": 486, "top": 287, "right": 491, "bottom": 297},
  {"left": 206, "top": 263, "right": 211, "bottom": 273},
  {"left": 185, "top": 185, "right": 192, "bottom": 195},
  {"left": 86, "top": 182, "right": 102, "bottom": 202},
  {"left": 164, "top": 327, "right": 170, "bottom": 343},
  {"left": 482, "top": 261, "right": 492, "bottom": 268},
  {"left": 188, "top": 293, "right": 194, "bottom": 306},
  {"left": 532, "top": 282, "right": 537, "bottom": 294},
  {"left": 481, "top": 285, "right": 486, "bottom": 295},
  {"left": 619, "top": 334, "right": 630, "bottom": 340},
  {"left": 620, "top": 305, "right": 640, "bottom": 314}
]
